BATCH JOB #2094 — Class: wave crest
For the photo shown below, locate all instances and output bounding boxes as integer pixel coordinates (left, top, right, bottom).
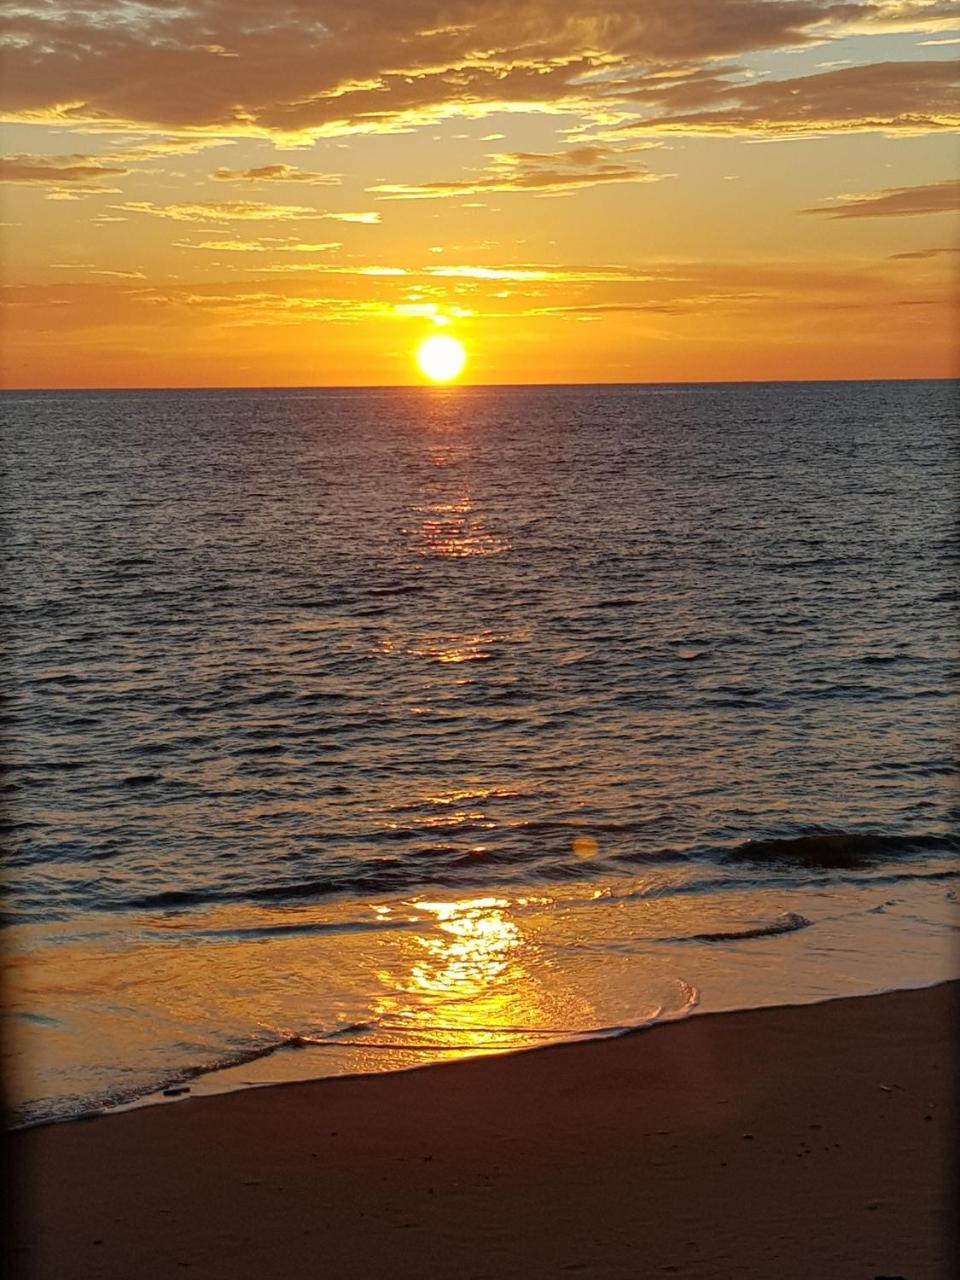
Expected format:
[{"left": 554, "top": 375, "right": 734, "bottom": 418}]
[
  {"left": 664, "top": 911, "right": 811, "bottom": 944},
  {"left": 722, "top": 831, "right": 959, "bottom": 869}
]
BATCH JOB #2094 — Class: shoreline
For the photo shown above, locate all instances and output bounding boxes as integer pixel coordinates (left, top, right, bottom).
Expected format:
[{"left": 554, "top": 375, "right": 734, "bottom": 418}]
[
  {"left": 11, "top": 973, "right": 954, "bottom": 1133},
  {"left": 9, "top": 981, "right": 957, "bottom": 1279}
]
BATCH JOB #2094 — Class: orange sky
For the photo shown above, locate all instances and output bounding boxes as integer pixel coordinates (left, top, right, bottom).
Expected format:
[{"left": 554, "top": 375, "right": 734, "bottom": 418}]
[{"left": 1, "top": 1, "right": 958, "bottom": 387}]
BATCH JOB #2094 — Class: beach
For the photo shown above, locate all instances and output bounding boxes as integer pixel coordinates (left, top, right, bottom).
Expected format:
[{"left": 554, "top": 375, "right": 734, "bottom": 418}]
[{"left": 9, "top": 981, "right": 956, "bottom": 1280}]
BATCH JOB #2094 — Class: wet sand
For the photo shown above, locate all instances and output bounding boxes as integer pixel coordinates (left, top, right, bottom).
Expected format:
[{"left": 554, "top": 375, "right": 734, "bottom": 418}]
[{"left": 8, "top": 982, "right": 957, "bottom": 1279}]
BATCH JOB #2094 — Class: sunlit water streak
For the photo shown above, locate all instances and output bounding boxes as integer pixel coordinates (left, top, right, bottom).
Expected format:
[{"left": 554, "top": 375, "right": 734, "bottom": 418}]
[{"left": 2, "top": 381, "right": 958, "bottom": 1125}]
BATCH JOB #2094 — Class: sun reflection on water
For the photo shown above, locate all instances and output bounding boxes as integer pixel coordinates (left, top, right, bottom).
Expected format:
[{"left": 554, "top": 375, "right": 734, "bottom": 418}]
[
  {"left": 413, "top": 497, "right": 511, "bottom": 558},
  {"left": 408, "top": 441, "right": 510, "bottom": 558},
  {"left": 411, "top": 897, "right": 522, "bottom": 994},
  {"left": 369, "top": 895, "right": 560, "bottom": 1058},
  {"left": 410, "top": 629, "right": 514, "bottom": 665}
]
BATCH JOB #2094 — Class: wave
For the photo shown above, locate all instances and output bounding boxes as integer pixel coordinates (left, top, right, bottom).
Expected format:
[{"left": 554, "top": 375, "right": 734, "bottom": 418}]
[
  {"left": 182, "top": 918, "right": 417, "bottom": 941},
  {"left": 9, "top": 986, "right": 700, "bottom": 1130},
  {"left": 627, "top": 863, "right": 960, "bottom": 906},
  {"left": 720, "top": 830, "right": 960, "bottom": 869},
  {"left": 662, "top": 911, "right": 811, "bottom": 944},
  {"left": 96, "top": 828, "right": 960, "bottom": 915}
]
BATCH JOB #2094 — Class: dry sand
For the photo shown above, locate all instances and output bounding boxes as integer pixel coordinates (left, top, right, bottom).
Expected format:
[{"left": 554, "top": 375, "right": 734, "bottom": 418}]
[{"left": 7, "top": 982, "right": 957, "bottom": 1279}]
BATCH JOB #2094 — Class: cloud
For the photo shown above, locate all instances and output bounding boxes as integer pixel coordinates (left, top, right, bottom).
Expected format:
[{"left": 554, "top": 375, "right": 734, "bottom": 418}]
[
  {"left": 521, "top": 301, "right": 699, "bottom": 316},
  {"left": 804, "top": 178, "right": 960, "bottom": 217},
  {"left": 8, "top": 252, "right": 952, "bottom": 359},
  {"left": 372, "top": 145, "right": 661, "bottom": 199},
  {"left": 116, "top": 201, "right": 325, "bottom": 222},
  {"left": 326, "top": 211, "right": 381, "bottom": 223},
  {"left": 116, "top": 200, "right": 377, "bottom": 223},
  {"left": 0, "top": 154, "right": 129, "bottom": 186},
  {"left": 888, "top": 246, "right": 960, "bottom": 259},
  {"left": 212, "top": 164, "right": 341, "bottom": 184},
  {"left": 174, "top": 257, "right": 899, "bottom": 310},
  {"left": 256, "top": 264, "right": 409, "bottom": 276},
  {"left": 621, "top": 59, "right": 960, "bottom": 135},
  {"left": 51, "top": 264, "right": 147, "bottom": 279},
  {"left": 849, "top": 2, "right": 960, "bottom": 35},
  {"left": 176, "top": 237, "right": 343, "bottom": 252},
  {"left": 115, "top": 136, "right": 240, "bottom": 158},
  {"left": 423, "top": 262, "right": 659, "bottom": 281},
  {"left": 0, "top": 2, "right": 888, "bottom": 139},
  {"left": 178, "top": 255, "right": 664, "bottom": 281}
]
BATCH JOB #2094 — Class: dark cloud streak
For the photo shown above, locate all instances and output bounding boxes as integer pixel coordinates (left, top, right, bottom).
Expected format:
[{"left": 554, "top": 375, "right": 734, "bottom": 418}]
[
  {"left": 371, "top": 145, "right": 661, "bottom": 198},
  {"left": 620, "top": 59, "right": 960, "bottom": 135},
  {"left": 805, "top": 178, "right": 960, "bottom": 217},
  {"left": 0, "top": 154, "right": 130, "bottom": 184}
]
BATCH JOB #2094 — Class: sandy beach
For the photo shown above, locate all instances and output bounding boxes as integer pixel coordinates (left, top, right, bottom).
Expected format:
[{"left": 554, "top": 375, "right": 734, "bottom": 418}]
[{"left": 8, "top": 981, "right": 956, "bottom": 1280}]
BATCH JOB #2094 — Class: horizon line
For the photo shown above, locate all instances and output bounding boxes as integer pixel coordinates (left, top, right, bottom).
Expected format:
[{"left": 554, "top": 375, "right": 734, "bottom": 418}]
[{"left": 2, "top": 375, "right": 957, "bottom": 394}]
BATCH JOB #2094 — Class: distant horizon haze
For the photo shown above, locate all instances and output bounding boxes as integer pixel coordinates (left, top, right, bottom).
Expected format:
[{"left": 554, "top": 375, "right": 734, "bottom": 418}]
[{"left": 2, "top": 374, "right": 958, "bottom": 394}]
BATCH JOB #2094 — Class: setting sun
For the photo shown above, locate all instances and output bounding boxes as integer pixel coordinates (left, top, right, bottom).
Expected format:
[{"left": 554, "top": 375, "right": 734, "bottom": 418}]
[{"left": 417, "top": 335, "right": 467, "bottom": 383}]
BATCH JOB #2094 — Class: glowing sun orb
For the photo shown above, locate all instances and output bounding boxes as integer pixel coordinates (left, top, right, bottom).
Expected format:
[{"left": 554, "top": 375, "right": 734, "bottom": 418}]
[{"left": 416, "top": 334, "right": 467, "bottom": 383}]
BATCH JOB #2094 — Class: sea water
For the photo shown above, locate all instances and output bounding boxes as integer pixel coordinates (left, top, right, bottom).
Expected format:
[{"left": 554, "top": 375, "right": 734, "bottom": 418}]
[{"left": 2, "top": 381, "right": 957, "bottom": 1125}]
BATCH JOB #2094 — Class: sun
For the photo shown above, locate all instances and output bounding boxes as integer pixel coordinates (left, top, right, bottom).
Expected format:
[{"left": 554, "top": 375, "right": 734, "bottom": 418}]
[{"left": 416, "top": 334, "right": 467, "bottom": 383}]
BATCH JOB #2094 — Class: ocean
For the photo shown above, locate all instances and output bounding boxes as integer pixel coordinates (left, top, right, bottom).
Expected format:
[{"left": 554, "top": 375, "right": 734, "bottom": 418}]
[{"left": 2, "top": 380, "right": 958, "bottom": 1127}]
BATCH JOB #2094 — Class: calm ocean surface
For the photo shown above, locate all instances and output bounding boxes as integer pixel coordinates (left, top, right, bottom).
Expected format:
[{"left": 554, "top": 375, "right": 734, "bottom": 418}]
[{"left": 2, "top": 381, "right": 958, "bottom": 1126}]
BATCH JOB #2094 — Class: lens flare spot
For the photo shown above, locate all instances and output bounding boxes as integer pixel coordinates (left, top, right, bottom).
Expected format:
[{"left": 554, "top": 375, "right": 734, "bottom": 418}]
[{"left": 572, "top": 835, "right": 599, "bottom": 860}]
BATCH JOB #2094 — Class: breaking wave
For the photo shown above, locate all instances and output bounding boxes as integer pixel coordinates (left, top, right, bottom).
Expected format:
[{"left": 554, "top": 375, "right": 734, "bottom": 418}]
[
  {"left": 98, "top": 829, "right": 960, "bottom": 915},
  {"left": 663, "top": 911, "right": 812, "bottom": 944}
]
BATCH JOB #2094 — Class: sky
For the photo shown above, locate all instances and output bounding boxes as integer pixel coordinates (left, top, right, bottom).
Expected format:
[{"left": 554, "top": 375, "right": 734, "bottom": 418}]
[{"left": 1, "top": 1, "right": 958, "bottom": 387}]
